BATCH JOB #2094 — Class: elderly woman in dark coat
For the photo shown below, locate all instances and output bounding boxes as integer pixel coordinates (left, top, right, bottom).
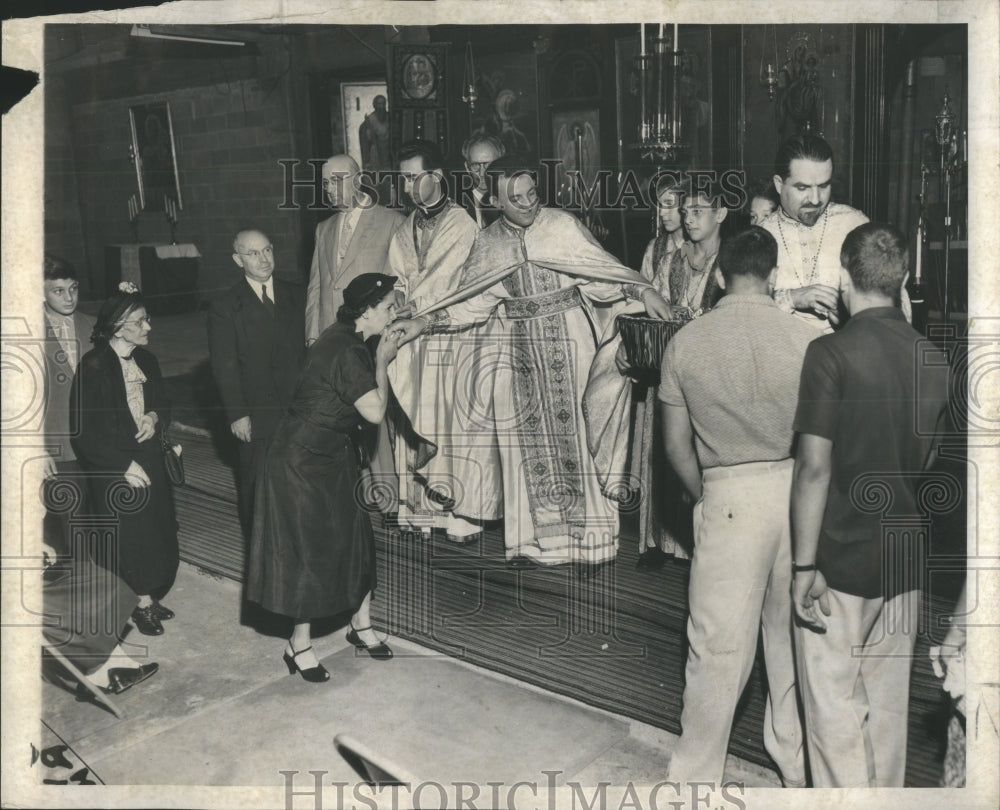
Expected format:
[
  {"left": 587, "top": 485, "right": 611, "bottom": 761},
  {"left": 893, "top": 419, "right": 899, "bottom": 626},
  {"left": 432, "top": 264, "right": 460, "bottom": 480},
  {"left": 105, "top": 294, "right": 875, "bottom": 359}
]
[
  {"left": 247, "top": 273, "right": 401, "bottom": 683},
  {"left": 70, "top": 283, "right": 179, "bottom": 636}
]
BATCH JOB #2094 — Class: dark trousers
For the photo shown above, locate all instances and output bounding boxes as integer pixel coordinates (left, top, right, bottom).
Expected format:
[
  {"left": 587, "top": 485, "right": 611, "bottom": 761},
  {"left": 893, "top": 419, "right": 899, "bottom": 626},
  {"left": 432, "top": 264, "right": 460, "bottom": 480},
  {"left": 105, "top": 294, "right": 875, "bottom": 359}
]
[
  {"left": 43, "top": 460, "right": 86, "bottom": 559},
  {"left": 237, "top": 437, "right": 270, "bottom": 540}
]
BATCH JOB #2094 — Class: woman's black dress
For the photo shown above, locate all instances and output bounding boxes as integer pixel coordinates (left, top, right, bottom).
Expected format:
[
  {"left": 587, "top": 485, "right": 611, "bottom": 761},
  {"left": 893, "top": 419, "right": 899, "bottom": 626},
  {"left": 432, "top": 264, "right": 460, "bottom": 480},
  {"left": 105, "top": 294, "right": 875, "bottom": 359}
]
[
  {"left": 247, "top": 321, "right": 379, "bottom": 619},
  {"left": 70, "top": 344, "right": 180, "bottom": 596}
]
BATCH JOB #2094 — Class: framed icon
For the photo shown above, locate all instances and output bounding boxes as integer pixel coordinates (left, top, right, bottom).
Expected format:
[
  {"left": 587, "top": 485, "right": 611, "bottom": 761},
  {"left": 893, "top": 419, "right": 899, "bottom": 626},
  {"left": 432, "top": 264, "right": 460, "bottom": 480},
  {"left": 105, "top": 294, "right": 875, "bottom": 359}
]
[
  {"left": 128, "top": 102, "right": 182, "bottom": 211},
  {"left": 388, "top": 43, "right": 448, "bottom": 108},
  {"left": 341, "top": 82, "right": 391, "bottom": 172}
]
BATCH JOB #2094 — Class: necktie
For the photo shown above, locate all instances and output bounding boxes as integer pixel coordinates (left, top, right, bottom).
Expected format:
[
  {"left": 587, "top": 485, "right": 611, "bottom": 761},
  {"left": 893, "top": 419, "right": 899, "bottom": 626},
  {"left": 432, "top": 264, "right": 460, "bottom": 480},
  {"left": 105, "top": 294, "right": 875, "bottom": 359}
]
[
  {"left": 261, "top": 282, "right": 275, "bottom": 316},
  {"left": 339, "top": 213, "right": 355, "bottom": 262}
]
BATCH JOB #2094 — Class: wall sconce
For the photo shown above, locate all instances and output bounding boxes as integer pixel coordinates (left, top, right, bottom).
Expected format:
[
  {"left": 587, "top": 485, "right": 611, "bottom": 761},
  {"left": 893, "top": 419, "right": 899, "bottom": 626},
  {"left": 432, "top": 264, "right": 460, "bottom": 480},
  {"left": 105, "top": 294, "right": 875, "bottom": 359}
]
[
  {"left": 461, "top": 41, "right": 478, "bottom": 114},
  {"left": 759, "top": 25, "right": 779, "bottom": 101}
]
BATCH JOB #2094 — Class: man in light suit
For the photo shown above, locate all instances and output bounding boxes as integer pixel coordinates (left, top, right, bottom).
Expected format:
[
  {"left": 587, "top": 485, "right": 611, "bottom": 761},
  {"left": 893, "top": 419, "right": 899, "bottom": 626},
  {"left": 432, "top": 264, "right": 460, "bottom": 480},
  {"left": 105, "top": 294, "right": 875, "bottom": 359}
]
[
  {"left": 208, "top": 229, "right": 306, "bottom": 538},
  {"left": 306, "top": 155, "right": 405, "bottom": 345},
  {"left": 307, "top": 155, "right": 404, "bottom": 517}
]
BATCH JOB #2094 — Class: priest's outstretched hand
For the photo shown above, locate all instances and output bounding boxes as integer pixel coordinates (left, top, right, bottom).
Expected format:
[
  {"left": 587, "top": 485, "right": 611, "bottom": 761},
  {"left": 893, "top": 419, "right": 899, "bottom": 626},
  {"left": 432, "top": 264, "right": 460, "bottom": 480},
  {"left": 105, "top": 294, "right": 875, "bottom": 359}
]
[{"left": 389, "top": 317, "right": 428, "bottom": 345}]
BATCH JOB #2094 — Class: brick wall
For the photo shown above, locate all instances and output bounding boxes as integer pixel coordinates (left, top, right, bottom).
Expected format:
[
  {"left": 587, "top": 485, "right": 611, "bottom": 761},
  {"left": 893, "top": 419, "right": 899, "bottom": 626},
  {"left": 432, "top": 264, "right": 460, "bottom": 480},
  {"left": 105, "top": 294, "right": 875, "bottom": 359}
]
[
  {"left": 44, "top": 74, "right": 89, "bottom": 294},
  {"left": 69, "top": 76, "right": 307, "bottom": 304}
]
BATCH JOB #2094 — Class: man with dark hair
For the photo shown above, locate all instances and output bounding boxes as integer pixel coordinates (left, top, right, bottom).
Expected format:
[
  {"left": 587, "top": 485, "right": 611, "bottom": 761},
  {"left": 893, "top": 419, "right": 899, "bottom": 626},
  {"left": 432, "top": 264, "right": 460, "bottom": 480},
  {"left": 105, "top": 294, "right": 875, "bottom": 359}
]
[
  {"left": 457, "top": 133, "right": 505, "bottom": 229},
  {"left": 208, "top": 229, "right": 306, "bottom": 538},
  {"left": 790, "top": 222, "right": 950, "bottom": 787},
  {"left": 670, "top": 181, "right": 728, "bottom": 312},
  {"left": 397, "top": 138, "right": 446, "bottom": 175},
  {"left": 658, "top": 226, "right": 815, "bottom": 788},
  {"left": 387, "top": 139, "right": 492, "bottom": 541},
  {"left": 392, "top": 161, "right": 670, "bottom": 571},
  {"left": 42, "top": 255, "right": 96, "bottom": 487},
  {"left": 761, "top": 134, "right": 910, "bottom": 332}
]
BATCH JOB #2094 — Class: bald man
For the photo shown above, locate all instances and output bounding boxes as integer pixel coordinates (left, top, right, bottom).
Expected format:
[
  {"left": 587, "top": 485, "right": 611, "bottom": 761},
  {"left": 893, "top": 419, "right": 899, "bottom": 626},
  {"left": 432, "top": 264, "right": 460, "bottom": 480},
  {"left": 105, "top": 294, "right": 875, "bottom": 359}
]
[
  {"left": 306, "top": 155, "right": 405, "bottom": 345},
  {"left": 208, "top": 229, "right": 306, "bottom": 536}
]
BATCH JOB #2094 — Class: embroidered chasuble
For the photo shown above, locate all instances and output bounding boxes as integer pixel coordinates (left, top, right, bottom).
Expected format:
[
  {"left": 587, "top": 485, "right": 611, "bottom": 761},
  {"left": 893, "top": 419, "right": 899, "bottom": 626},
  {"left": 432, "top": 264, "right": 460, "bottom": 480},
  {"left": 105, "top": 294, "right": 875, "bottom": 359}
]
[
  {"left": 387, "top": 201, "right": 503, "bottom": 526},
  {"left": 406, "top": 207, "right": 654, "bottom": 564}
]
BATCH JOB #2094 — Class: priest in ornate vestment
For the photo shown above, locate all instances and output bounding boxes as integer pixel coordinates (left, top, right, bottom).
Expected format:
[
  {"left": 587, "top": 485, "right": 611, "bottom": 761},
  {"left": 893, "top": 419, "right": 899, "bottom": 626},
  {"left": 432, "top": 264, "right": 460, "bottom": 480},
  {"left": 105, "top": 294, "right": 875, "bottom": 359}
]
[
  {"left": 387, "top": 140, "right": 503, "bottom": 540},
  {"left": 391, "top": 158, "right": 671, "bottom": 570}
]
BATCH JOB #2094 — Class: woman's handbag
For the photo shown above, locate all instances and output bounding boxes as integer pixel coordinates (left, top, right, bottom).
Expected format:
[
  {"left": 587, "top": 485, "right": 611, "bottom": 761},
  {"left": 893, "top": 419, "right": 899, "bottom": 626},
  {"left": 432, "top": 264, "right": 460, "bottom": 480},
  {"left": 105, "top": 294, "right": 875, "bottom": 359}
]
[
  {"left": 351, "top": 424, "right": 373, "bottom": 470},
  {"left": 160, "top": 430, "right": 185, "bottom": 486}
]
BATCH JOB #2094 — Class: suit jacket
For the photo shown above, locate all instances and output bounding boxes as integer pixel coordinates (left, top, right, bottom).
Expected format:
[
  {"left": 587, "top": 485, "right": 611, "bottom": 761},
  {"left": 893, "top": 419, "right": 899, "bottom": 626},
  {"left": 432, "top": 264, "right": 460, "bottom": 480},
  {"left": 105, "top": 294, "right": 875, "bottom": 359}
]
[
  {"left": 208, "top": 276, "right": 306, "bottom": 440},
  {"left": 70, "top": 343, "right": 170, "bottom": 474},
  {"left": 458, "top": 191, "right": 502, "bottom": 230},
  {"left": 44, "top": 309, "right": 96, "bottom": 463},
  {"left": 306, "top": 203, "right": 405, "bottom": 341}
]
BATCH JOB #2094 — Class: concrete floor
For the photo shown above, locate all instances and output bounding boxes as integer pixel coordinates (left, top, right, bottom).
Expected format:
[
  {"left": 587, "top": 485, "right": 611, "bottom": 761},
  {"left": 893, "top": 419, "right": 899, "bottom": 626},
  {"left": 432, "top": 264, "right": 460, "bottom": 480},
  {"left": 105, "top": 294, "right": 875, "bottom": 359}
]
[
  {"left": 39, "top": 309, "right": 785, "bottom": 795},
  {"left": 42, "top": 560, "right": 781, "bottom": 793}
]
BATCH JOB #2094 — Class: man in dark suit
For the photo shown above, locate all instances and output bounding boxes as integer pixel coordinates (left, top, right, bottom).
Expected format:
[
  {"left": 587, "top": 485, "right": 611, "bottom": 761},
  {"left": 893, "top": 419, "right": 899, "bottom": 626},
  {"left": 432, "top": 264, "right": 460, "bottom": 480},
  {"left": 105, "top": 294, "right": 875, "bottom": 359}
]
[
  {"left": 455, "top": 134, "right": 504, "bottom": 230},
  {"left": 306, "top": 154, "right": 405, "bottom": 345},
  {"left": 208, "top": 229, "right": 306, "bottom": 537}
]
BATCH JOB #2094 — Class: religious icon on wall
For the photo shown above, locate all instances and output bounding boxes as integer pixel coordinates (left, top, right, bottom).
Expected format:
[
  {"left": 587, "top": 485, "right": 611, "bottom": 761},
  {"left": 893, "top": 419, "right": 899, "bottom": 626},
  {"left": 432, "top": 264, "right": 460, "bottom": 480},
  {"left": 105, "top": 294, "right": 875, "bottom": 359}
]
[
  {"left": 777, "top": 31, "right": 825, "bottom": 136},
  {"left": 402, "top": 53, "right": 437, "bottom": 101},
  {"left": 387, "top": 44, "right": 450, "bottom": 155},
  {"left": 128, "top": 102, "right": 182, "bottom": 211},
  {"left": 468, "top": 52, "right": 538, "bottom": 160},
  {"left": 389, "top": 44, "right": 447, "bottom": 107},
  {"left": 341, "top": 82, "right": 391, "bottom": 172}
]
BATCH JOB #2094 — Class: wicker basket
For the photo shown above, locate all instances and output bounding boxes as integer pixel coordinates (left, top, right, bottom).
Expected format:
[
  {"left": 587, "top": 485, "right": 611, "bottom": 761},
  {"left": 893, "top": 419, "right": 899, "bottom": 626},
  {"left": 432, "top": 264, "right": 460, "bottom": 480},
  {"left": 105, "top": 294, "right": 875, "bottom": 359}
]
[{"left": 616, "top": 311, "right": 691, "bottom": 371}]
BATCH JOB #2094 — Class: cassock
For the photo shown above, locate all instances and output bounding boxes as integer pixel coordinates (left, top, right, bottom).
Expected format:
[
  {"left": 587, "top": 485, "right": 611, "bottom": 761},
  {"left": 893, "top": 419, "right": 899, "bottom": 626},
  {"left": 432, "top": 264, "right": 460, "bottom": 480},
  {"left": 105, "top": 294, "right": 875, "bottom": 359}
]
[
  {"left": 387, "top": 199, "right": 504, "bottom": 531},
  {"left": 404, "top": 207, "right": 653, "bottom": 564},
  {"left": 761, "top": 203, "right": 911, "bottom": 331}
]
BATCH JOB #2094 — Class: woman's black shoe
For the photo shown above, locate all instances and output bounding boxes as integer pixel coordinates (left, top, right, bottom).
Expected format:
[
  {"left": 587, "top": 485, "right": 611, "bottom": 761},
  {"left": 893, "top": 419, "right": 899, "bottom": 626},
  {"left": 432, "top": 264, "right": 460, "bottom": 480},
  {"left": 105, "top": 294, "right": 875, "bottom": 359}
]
[
  {"left": 131, "top": 605, "right": 164, "bottom": 636},
  {"left": 150, "top": 601, "right": 175, "bottom": 620},
  {"left": 282, "top": 646, "right": 330, "bottom": 682},
  {"left": 346, "top": 625, "right": 393, "bottom": 660}
]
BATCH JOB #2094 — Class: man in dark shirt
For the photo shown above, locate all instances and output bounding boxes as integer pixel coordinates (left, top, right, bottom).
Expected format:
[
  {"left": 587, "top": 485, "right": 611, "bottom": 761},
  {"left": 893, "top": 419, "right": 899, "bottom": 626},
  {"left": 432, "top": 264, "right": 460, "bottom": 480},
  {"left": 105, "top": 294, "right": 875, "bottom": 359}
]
[
  {"left": 659, "top": 226, "right": 815, "bottom": 788},
  {"left": 791, "top": 222, "right": 950, "bottom": 787}
]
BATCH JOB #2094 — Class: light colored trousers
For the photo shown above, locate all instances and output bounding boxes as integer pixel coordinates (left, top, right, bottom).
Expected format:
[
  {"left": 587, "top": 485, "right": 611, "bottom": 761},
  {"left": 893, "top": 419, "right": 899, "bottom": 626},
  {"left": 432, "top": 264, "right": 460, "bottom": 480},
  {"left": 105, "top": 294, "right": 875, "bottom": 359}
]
[
  {"left": 795, "top": 587, "right": 919, "bottom": 787},
  {"left": 667, "top": 459, "right": 805, "bottom": 788}
]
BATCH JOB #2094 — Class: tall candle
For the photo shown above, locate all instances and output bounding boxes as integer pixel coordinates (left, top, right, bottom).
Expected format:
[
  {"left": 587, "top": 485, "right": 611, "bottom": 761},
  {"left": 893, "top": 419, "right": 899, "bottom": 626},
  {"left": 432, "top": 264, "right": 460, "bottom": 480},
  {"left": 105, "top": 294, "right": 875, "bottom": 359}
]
[
  {"left": 915, "top": 223, "right": 922, "bottom": 282},
  {"left": 658, "top": 23, "right": 664, "bottom": 39},
  {"left": 674, "top": 23, "right": 679, "bottom": 51},
  {"left": 640, "top": 24, "right": 645, "bottom": 56}
]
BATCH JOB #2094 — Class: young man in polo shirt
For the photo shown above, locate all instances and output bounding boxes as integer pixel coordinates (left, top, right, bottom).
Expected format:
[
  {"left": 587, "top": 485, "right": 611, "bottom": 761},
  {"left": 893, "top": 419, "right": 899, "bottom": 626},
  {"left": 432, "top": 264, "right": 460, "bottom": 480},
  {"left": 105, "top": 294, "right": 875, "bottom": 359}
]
[
  {"left": 791, "top": 222, "right": 950, "bottom": 787},
  {"left": 659, "top": 226, "right": 815, "bottom": 789}
]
